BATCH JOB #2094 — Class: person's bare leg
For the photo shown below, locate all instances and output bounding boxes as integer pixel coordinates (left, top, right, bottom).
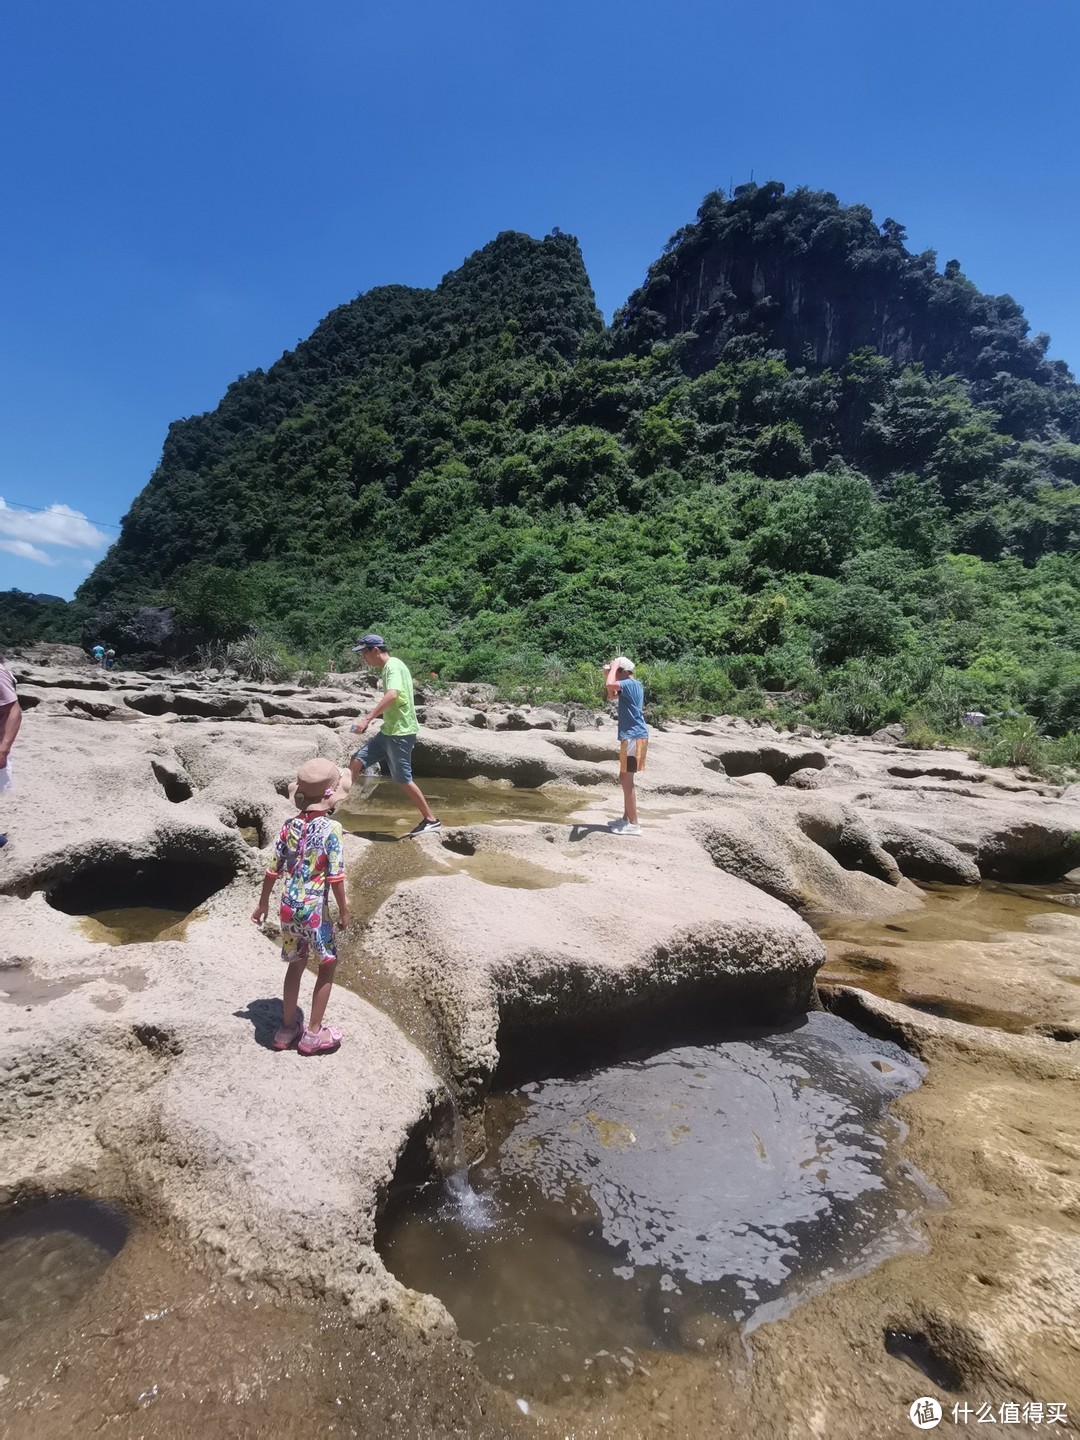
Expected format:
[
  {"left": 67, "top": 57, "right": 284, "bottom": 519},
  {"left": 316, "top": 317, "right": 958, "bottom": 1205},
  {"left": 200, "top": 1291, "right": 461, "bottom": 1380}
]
[
  {"left": 307, "top": 961, "right": 336, "bottom": 1033},
  {"left": 348, "top": 755, "right": 363, "bottom": 782},
  {"left": 399, "top": 780, "right": 435, "bottom": 821},
  {"left": 282, "top": 958, "right": 306, "bottom": 1027},
  {"left": 620, "top": 773, "right": 639, "bottom": 825}
]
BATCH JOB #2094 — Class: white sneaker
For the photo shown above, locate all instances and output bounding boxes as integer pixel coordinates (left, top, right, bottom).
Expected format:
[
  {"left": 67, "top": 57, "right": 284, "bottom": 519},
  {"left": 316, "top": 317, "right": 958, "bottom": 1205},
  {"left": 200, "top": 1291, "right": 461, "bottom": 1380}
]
[{"left": 608, "top": 818, "right": 641, "bottom": 836}]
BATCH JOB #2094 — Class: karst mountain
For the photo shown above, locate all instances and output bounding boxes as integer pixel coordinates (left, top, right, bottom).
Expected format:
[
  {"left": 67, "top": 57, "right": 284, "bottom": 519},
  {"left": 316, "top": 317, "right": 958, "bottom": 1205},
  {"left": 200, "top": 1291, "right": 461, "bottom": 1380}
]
[{"left": 9, "top": 182, "right": 1080, "bottom": 735}]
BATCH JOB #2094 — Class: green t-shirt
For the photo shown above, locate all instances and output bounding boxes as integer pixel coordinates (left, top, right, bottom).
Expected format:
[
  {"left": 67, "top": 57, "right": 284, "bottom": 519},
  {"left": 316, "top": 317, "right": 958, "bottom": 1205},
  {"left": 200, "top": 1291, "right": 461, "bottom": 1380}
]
[{"left": 380, "top": 656, "right": 418, "bottom": 735}]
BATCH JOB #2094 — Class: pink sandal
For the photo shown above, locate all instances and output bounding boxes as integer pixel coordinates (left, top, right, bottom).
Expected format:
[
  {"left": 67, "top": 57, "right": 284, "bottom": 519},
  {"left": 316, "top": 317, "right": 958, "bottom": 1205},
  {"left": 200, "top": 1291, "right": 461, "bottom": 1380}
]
[
  {"left": 272, "top": 1010, "right": 304, "bottom": 1050},
  {"left": 298, "top": 1024, "right": 342, "bottom": 1056}
]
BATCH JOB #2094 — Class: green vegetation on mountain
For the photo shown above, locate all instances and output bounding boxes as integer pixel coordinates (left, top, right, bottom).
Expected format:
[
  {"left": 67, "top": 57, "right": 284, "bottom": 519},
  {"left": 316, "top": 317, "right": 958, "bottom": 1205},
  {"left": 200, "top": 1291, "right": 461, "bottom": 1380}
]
[{"left": 5, "top": 183, "right": 1080, "bottom": 746}]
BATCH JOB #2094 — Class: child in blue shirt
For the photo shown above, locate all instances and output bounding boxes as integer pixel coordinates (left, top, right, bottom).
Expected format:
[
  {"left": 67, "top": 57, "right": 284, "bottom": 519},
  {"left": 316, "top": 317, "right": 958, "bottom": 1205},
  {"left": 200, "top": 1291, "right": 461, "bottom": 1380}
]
[{"left": 603, "top": 656, "right": 648, "bottom": 836}]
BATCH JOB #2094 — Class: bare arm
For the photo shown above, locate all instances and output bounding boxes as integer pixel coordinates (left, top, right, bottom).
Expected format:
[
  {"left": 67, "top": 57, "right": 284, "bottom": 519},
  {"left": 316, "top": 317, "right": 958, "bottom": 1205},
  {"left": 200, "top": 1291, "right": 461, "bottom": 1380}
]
[
  {"left": 602, "top": 664, "right": 620, "bottom": 702},
  {"left": 353, "top": 689, "right": 398, "bottom": 734},
  {"left": 329, "top": 877, "right": 351, "bottom": 928},
  {"left": 0, "top": 701, "right": 21, "bottom": 768},
  {"left": 251, "top": 871, "right": 278, "bottom": 925}
]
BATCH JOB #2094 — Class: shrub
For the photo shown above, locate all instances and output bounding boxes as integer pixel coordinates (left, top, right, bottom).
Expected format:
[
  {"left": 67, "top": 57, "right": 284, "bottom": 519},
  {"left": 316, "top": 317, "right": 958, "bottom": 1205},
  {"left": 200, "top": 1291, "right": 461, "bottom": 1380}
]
[
  {"left": 1047, "top": 732, "right": 1080, "bottom": 773},
  {"left": 638, "top": 658, "right": 735, "bottom": 721},
  {"left": 818, "top": 586, "right": 907, "bottom": 664},
  {"left": 898, "top": 712, "right": 942, "bottom": 750},
  {"left": 811, "top": 659, "right": 899, "bottom": 733}
]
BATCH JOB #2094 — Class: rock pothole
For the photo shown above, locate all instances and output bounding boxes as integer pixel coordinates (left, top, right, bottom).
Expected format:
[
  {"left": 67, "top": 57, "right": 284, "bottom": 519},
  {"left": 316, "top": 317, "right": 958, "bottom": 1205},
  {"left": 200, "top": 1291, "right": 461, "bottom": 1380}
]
[
  {"left": 151, "top": 759, "right": 195, "bottom": 803},
  {"left": 125, "top": 691, "right": 252, "bottom": 719},
  {"left": 229, "top": 810, "right": 270, "bottom": 848},
  {"left": 544, "top": 735, "right": 617, "bottom": 764},
  {"left": 883, "top": 1326, "right": 962, "bottom": 1392},
  {"left": 44, "top": 845, "right": 238, "bottom": 917},
  {"left": 0, "top": 1196, "right": 130, "bottom": 1358},
  {"left": 702, "top": 745, "right": 827, "bottom": 782},
  {"left": 977, "top": 824, "right": 1080, "bottom": 883},
  {"left": 378, "top": 1013, "right": 932, "bottom": 1401}
]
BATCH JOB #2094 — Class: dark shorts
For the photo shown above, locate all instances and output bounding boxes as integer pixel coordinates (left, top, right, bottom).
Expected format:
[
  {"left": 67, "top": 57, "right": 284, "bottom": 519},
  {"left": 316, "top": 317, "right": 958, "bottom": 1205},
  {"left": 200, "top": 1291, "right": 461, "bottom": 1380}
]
[
  {"left": 353, "top": 731, "right": 417, "bottom": 784},
  {"left": 620, "top": 737, "right": 648, "bottom": 775}
]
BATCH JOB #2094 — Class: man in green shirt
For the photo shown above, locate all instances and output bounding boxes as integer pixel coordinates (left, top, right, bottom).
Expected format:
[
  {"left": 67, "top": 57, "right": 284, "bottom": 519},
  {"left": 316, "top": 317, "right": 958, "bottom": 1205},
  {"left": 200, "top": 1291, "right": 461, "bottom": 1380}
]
[{"left": 348, "top": 634, "right": 441, "bottom": 836}]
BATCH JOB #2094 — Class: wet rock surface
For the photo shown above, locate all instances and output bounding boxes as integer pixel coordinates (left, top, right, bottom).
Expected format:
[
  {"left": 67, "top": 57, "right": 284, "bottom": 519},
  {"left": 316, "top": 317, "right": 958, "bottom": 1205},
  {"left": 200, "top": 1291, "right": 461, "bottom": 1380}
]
[
  {"left": 816, "top": 880, "right": 1080, "bottom": 1035},
  {"left": 0, "top": 666, "right": 1078, "bottom": 1435}
]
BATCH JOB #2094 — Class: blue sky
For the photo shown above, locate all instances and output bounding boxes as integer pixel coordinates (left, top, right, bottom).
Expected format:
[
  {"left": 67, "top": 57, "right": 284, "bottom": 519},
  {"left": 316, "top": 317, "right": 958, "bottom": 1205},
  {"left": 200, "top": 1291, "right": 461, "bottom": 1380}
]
[{"left": 2, "top": 0, "right": 1078, "bottom": 599}]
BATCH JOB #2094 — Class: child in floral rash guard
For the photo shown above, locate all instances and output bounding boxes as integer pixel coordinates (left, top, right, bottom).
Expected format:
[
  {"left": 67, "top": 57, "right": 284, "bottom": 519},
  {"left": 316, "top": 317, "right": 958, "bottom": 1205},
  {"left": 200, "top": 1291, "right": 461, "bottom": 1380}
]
[{"left": 252, "top": 759, "right": 352, "bottom": 1055}]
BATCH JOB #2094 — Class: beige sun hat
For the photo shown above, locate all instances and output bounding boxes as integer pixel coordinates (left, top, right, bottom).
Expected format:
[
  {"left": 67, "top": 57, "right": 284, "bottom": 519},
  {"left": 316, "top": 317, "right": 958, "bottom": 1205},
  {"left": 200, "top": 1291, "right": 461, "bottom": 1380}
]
[{"left": 288, "top": 758, "right": 352, "bottom": 814}]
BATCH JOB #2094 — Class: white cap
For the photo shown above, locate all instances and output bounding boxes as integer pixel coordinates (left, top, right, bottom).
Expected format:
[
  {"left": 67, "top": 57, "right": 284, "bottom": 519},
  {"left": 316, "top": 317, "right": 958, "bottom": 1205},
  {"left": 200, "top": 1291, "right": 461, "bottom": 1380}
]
[{"left": 609, "top": 656, "right": 635, "bottom": 673}]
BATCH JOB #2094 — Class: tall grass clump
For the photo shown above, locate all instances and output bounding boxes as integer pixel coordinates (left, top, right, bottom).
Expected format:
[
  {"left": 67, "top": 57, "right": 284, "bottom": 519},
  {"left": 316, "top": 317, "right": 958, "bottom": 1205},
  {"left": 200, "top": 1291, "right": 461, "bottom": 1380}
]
[
  {"left": 194, "top": 630, "right": 295, "bottom": 684},
  {"left": 971, "top": 714, "right": 1045, "bottom": 771}
]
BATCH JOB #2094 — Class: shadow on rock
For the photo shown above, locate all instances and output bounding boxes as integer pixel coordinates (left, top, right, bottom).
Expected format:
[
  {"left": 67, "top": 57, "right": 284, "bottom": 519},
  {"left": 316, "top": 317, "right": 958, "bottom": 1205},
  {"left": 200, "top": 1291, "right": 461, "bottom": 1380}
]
[
  {"left": 234, "top": 998, "right": 290, "bottom": 1050},
  {"left": 567, "top": 823, "right": 617, "bottom": 842}
]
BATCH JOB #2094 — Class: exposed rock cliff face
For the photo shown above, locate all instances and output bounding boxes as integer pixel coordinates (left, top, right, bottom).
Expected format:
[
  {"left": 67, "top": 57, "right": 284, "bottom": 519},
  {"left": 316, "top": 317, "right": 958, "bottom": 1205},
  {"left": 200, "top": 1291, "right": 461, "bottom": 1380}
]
[{"left": 616, "top": 181, "right": 1075, "bottom": 396}]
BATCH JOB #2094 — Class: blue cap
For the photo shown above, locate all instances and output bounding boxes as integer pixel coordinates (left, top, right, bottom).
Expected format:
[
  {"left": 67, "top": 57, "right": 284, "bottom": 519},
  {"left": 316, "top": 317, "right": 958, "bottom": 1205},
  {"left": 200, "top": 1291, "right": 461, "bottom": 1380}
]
[{"left": 352, "top": 633, "right": 386, "bottom": 652}]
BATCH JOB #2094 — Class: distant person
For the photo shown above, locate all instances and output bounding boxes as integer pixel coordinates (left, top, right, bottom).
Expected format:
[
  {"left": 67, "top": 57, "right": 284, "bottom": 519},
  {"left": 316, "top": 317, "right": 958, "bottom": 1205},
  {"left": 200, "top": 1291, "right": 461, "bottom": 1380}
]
[
  {"left": 251, "top": 758, "right": 352, "bottom": 1056},
  {"left": 0, "top": 650, "right": 23, "bottom": 850},
  {"left": 91, "top": 643, "right": 105, "bottom": 667},
  {"left": 348, "top": 634, "right": 441, "bottom": 836},
  {"left": 603, "top": 656, "right": 648, "bottom": 836},
  {"left": 104, "top": 648, "right": 116, "bottom": 671}
]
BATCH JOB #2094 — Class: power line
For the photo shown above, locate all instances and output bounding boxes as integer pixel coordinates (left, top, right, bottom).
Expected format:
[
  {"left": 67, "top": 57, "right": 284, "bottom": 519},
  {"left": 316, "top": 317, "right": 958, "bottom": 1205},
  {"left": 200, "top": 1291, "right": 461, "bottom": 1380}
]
[{"left": 0, "top": 498, "right": 122, "bottom": 531}]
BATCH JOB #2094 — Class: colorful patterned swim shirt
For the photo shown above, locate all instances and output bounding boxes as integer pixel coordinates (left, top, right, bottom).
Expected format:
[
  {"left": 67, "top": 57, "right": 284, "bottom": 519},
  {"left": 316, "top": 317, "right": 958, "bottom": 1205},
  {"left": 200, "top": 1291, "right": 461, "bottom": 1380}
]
[{"left": 266, "top": 813, "right": 345, "bottom": 964}]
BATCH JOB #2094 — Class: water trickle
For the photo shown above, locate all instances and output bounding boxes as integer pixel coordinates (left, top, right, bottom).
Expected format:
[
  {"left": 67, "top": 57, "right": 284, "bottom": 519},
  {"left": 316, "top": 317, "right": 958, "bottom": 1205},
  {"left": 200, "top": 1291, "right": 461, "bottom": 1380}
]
[
  {"left": 432, "top": 1094, "right": 496, "bottom": 1232},
  {"left": 1, "top": 961, "right": 147, "bottom": 1006}
]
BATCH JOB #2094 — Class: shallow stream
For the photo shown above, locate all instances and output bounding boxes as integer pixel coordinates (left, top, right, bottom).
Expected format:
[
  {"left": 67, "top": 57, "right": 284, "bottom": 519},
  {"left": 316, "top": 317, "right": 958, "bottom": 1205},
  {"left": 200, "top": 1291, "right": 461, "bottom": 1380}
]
[
  {"left": 815, "top": 878, "right": 1080, "bottom": 1030},
  {"left": 336, "top": 776, "right": 584, "bottom": 836}
]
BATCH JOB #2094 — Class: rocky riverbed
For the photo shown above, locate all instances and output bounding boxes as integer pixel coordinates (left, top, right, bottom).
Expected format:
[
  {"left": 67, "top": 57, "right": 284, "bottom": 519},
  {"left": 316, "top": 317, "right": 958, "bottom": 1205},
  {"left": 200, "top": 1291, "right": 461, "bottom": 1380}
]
[{"left": 1, "top": 661, "right": 1078, "bottom": 1437}]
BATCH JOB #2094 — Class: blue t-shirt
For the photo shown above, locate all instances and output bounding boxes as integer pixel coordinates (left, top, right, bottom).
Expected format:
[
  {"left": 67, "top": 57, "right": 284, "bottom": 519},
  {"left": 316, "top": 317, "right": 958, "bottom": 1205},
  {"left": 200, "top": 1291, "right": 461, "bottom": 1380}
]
[{"left": 616, "top": 678, "right": 648, "bottom": 740}]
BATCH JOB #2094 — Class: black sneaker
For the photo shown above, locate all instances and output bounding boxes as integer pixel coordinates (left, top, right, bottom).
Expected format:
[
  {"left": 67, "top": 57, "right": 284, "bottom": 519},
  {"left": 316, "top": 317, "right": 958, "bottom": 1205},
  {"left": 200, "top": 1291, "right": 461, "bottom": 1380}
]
[{"left": 406, "top": 817, "right": 442, "bottom": 837}]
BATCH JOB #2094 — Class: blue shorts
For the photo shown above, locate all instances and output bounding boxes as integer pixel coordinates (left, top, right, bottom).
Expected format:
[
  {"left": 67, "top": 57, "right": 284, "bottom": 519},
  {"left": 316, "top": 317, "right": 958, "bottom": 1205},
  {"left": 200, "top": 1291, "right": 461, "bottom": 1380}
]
[{"left": 353, "top": 731, "right": 417, "bottom": 784}]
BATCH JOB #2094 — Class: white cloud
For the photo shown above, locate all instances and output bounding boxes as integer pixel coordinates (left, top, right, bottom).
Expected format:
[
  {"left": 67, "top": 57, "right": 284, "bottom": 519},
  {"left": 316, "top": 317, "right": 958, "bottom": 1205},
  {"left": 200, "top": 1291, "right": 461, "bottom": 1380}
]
[
  {"left": 0, "top": 537, "right": 55, "bottom": 565},
  {"left": 0, "top": 498, "right": 109, "bottom": 567}
]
